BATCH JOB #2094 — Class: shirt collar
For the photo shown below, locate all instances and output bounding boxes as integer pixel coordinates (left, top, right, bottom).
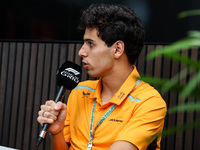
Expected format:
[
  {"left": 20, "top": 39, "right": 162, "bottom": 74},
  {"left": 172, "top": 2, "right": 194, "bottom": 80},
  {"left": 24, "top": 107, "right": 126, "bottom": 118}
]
[{"left": 91, "top": 66, "right": 140, "bottom": 105}]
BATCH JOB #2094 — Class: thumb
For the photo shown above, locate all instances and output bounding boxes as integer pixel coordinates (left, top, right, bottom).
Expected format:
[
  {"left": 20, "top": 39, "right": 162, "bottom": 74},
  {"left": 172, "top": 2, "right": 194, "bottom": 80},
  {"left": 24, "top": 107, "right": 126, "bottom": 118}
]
[{"left": 54, "top": 102, "right": 67, "bottom": 123}]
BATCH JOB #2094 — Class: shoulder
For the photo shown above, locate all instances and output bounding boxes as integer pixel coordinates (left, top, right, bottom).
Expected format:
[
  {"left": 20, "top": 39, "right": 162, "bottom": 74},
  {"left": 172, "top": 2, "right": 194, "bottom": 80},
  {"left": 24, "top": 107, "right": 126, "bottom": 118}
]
[
  {"left": 74, "top": 80, "right": 99, "bottom": 92},
  {"left": 67, "top": 80, "right": 99, "bottom": 104},
  {"left": 133, "top": 80, "right": 162, "bottom": 98},
  {"left": 131, "top": 80, "right": 166, "bottom": 107}
]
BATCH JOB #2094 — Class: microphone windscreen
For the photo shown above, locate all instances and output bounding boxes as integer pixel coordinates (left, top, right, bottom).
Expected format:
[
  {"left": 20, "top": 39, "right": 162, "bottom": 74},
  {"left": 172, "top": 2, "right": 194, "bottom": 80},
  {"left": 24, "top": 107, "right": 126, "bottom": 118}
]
[{"left": 56, "top": 61, "right": 82, "bottom": 90}]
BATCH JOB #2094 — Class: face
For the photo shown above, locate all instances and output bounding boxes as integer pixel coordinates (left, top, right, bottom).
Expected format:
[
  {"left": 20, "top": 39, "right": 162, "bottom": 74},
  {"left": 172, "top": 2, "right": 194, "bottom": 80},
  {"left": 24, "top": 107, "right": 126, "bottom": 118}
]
[{"left": 78, "top": 28, "right": 114, "bottom": 77}]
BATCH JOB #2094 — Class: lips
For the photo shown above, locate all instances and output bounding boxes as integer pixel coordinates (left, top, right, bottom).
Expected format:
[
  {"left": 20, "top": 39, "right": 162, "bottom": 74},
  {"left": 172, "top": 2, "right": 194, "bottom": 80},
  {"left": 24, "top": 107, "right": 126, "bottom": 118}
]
[{"left": 82, "top": 61, "right": 89, "bottom": 69}]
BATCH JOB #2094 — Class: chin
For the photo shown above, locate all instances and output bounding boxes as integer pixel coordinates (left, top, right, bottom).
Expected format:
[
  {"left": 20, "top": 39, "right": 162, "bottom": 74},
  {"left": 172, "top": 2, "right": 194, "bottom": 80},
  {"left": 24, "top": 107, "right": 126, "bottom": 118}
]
[{"left": 87, "top": 71, "right": 100, "bottom": 78}]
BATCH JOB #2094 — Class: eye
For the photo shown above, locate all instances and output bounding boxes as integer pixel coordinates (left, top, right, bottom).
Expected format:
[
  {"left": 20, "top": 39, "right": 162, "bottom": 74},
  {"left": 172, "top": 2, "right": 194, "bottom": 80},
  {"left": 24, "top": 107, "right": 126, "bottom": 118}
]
[{"left": 89, "top": 42, "right": 94, "bottom": 47}]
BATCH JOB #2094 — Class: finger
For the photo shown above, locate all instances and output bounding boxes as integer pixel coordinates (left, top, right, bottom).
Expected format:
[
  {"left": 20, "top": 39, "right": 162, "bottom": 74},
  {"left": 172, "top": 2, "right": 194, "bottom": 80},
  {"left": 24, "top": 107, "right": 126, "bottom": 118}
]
[
  {"left": 40, "top": 104, "right": 46, "bottom": 110},
  {"left": 45, "top": 100, "right": 56, "bottom": 106},
  {"left": 38, "top": 110, "right": 58, "bottom": 121},
  {"left": 54, "top": 102, "right": 67, "bottom": 123},
  {"left": 41, "top": 101, "right": 59, "bottom": 116},
  {"left": 37, "top": 116, "right": 54, "bottom": 126},
  {"left": 37, "top": 116, "right": 43, "bottom": 126},
  {"left": 40, "top": 100, "right": 55, "bottom": 111},
  {"left": 54, "top": 101, "right": 66, "bottom": 111},
  {"left": 59, "top": 102, "right": 67, "bottom": 113}
]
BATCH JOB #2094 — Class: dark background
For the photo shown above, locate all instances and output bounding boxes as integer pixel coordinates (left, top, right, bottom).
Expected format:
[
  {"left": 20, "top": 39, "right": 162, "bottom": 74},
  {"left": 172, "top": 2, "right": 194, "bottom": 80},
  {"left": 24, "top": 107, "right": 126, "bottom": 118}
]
[{"left": 0, "top": 0, "right": 200, "bottom": 43}]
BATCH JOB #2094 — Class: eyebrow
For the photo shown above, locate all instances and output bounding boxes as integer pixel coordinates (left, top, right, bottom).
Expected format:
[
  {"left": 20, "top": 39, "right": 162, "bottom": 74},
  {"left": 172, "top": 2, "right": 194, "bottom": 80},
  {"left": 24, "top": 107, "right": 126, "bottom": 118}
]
[{"left": 83, "top": 38, "right": 95, "bottom": 43}]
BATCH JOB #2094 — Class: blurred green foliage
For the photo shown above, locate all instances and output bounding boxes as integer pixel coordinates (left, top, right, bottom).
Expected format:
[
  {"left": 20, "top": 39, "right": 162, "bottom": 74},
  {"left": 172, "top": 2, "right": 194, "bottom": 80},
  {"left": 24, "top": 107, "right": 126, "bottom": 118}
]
[{"left": 141, "top": 9, "right": 200, "bottom": 136}]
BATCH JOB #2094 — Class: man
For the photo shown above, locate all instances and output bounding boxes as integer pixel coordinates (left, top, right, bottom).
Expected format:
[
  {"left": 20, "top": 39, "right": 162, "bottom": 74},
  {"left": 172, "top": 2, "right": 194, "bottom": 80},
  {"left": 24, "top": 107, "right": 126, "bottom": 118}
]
[{"left": 37, "top": 4, "right": 167, "bottom": 150}]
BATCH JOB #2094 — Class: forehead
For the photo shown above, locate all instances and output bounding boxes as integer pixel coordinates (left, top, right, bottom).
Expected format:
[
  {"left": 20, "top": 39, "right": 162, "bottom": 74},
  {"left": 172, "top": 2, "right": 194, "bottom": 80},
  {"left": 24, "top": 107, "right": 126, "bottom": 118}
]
[
  {"left": 83, "top": 28, "right": 107, "bottom": 47},
  {"left": 83, "top": 28, "right": 98, "bottom": 39}
]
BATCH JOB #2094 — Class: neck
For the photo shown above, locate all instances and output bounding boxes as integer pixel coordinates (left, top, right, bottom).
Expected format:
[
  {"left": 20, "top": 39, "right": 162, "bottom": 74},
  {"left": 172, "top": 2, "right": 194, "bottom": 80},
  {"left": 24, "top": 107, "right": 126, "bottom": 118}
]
[{"left": 101, "top": 64, "right": 133, "bottom": 105}]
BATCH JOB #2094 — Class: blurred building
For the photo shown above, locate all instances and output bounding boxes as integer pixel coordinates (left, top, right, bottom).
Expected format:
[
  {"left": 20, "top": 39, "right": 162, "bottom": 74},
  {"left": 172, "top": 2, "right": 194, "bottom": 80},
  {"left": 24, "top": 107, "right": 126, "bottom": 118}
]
[{"left": 0, "top": 0, "right": 200, "bottom": 42}]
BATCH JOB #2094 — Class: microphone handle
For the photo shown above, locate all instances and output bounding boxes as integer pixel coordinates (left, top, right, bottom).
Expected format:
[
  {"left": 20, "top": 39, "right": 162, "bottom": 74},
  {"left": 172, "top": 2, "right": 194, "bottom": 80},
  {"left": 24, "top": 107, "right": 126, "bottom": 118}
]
[
  {"left": 54, "top": 86, "right": 68, "bottom": 103},
  {"left": 35, "top": 86, "right": 67, "bottom": 150}
]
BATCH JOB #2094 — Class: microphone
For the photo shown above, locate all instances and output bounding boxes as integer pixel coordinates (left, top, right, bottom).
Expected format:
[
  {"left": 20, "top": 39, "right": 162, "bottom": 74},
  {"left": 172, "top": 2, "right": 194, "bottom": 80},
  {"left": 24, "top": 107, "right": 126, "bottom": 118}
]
[{"left": 35, "top": 61, "right": 82, "bottom": 150}]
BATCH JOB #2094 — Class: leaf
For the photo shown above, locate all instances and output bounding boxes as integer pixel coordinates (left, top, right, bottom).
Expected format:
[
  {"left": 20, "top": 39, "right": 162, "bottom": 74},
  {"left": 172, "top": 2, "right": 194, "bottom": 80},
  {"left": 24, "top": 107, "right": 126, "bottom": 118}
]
[
  {"left": 188, "top": 30, "right": 200, "bottom": 38},
  {"left": 139, "top": 75, "right": 166, "bottom": 86},
  {"left": 178, "top": 9, "right": 200, "bottom": 18},
  {"left": 162, "top": 121, "right": 200, "bottom": 137},
  {"left": 140, "top": 75, "right": 200, "bottom": 99},
  {"left": 180, "top": 70, "right": 200, "bottom": 98},
  {"left": 147, "top": 35, "right": 200, "bottom": 60},
  {"left": 167, "top": 102, "right": 200, "bottom": 114},
  {"left": 161, "top": 68, "right": 189, "bottom": 94},
  {"left": 164, "top": 52, "right": 200, "bottom": 70}
]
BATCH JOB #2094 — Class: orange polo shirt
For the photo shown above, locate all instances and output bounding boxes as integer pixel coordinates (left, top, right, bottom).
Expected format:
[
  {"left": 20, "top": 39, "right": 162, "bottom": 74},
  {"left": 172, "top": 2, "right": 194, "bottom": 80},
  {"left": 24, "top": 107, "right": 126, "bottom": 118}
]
[{"left": 63, "top": 66, "right": 167, "bottom": 150}]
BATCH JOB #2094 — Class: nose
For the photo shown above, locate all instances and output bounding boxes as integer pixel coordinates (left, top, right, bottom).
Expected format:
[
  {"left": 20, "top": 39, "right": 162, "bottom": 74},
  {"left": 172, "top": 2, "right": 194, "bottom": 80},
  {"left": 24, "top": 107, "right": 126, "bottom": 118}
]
[{"left": 78, "top": 44, "right": 87, "bottom": 57}]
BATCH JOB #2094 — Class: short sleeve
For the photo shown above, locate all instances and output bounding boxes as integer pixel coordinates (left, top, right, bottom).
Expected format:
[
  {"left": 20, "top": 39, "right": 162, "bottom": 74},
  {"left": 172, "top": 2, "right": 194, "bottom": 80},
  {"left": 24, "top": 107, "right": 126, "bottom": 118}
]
[{"left": 116, "top": 96, "right": 167, "bottom": 150}]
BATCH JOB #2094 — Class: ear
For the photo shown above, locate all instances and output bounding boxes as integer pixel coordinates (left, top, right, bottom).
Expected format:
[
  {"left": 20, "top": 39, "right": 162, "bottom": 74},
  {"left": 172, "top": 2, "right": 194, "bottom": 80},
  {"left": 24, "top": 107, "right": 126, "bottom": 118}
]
[{"left": 113, "top": 40, "right": 125, "bottom": 58}]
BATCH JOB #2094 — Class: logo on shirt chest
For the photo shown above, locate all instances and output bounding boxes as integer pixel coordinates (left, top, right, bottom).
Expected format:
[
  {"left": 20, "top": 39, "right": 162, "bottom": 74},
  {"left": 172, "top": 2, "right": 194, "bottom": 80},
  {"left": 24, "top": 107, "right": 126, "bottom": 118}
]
[
  {"left": 117, "top": 91, "right": 125, "bottom": 100},
  {"left": 109, "top": 119, "right": 123, "bottom": 123},
  {"left": 82, "top": 91, "right": 90, "bottom": 98}
]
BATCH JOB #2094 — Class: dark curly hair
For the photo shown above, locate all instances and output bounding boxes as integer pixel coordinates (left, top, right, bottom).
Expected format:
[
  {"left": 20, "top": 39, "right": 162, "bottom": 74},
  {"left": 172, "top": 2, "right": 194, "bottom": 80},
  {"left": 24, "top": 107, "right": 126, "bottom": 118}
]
[{"left": 79, "top": 4, "right": 145, "bottom": 64}]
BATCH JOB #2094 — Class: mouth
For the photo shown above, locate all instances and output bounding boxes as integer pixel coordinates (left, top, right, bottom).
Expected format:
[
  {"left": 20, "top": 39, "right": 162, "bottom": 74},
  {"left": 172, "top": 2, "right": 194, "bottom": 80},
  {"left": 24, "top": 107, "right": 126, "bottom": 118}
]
[{"left": 82, "top": 61, "right": 89, "bottom": 69}]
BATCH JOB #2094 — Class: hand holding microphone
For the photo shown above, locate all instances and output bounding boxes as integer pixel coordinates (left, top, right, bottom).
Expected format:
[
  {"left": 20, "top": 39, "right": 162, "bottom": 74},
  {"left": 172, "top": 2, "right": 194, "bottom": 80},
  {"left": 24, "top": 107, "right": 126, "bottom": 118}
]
[
  {"left": 38, "top": 100, "right": 66, "bottom": 134},
  {"left": 36, "top": 61, "right": 82, "bottom": 150}
]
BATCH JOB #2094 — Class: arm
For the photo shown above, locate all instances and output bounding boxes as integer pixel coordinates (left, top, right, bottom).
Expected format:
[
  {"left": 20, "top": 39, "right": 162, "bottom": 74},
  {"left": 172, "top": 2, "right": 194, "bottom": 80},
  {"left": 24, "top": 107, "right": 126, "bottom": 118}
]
[
  {"left": 113, "top": 96, "right": 166, "bottom": 150},
  {"left": 50, "top": 131, "right": 69, "bottom": 150},
  {"left": 109, "top": 141, "right": 138, "bottom": 150},
  {"left": 37, "top": 100, "right": 69, "bottom": 150}
]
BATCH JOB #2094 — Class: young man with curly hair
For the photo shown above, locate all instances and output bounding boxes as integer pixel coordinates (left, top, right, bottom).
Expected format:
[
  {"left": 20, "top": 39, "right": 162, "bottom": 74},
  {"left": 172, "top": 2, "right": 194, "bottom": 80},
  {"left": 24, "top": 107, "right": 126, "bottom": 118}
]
[{"left": 37, "top": 4, "right": 166, "bottom": 150}]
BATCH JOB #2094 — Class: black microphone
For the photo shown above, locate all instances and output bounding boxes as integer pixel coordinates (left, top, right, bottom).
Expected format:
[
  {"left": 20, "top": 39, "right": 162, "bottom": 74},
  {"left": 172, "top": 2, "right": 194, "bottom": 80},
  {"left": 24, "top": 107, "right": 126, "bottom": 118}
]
[{"left": 35, "top": 61, "right": 82, "bottom": 150}]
